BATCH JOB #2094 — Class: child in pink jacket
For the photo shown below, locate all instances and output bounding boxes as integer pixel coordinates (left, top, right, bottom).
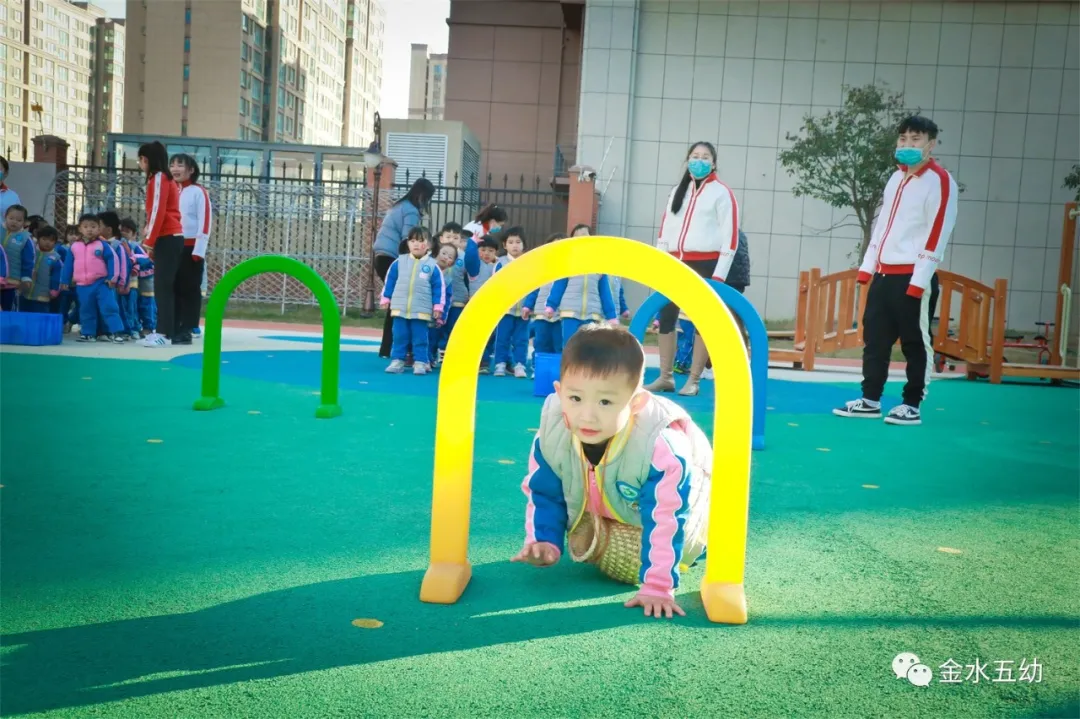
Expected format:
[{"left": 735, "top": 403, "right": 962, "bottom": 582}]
[{"left": 59, "top": 213, "right": 125, "bottom": 343}]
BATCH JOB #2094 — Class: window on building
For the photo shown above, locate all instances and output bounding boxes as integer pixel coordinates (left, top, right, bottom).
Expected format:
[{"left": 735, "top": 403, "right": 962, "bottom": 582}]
[
  {"left": 276, "top": 112, "right": 283, "bottom": 132},
  {"left": 287, "top": 66, "right": 295, "bottom": 83},
  {"left": 184, "top": 37, "right": 190, "bottom": 52},
  {"left": 286, "top": 93, "right": 294, "bottom": 109},
  {"left": 254, "top": 50, "right": 263, "bottom": 71},
  {"left": 239, "top": 97, "right": 246, "bottom": 115},
  {"left": 181, "top": 120, "right": 187, "bottom": 136},
  {"left": 182, "top": 92, "right": 188, "bottom": 107},
  {"left": 254, "top": 26, "right": 264, "bottom": 46},
  {"left": 185, "top": 8, "right": 191, "bottom": 25},
  {"left": 277, "top": 87, "right": 285, "bottom": 106},
  {"left": 251, "top": 78, "right": 262, "bottom": 97},
  {"left": 285, "top": 116, "right": 293, "bottom": 134},
  {"left": 242, "top": 43, "right": 249, "bottom": 61},
  {"left": 237, "top": 126, "right": 245, "bottom": 140},
  {"left": 240, "top": 70, "right": 248, "bottom": 88},
  {"left": 183, "top": 64, "right": 189, "bottom": 80}
]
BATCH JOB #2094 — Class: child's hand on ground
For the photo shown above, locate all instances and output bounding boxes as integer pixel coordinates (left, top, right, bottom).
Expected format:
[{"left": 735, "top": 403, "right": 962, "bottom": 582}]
[
  {"left": 510, "top": 541, "right": 560, "bottom": 567},
  {"left": 625, "top": 591, "right": 685, "bottom": 619}
]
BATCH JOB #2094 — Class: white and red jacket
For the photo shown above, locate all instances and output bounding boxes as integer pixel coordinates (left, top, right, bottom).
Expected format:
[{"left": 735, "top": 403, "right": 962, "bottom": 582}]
[
  {"left": 143, "top": 172, "right": 183, "bottom": 248},
  {"left": 858, "top": 159, "right": 958, "bottom": 298},
  {"left": 178, "top": 180, "right": 213, "bottom": 259},
  {"left": 656, "top": 172, "right": 739, "bottom": 282}
]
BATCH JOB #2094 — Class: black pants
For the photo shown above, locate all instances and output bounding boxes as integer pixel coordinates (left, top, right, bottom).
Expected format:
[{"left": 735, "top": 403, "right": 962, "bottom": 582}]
[
  {"left": 861, "top": 272, "right": 934, "bottom": 407},
  {"left": 175, "top": 246, "right": 204, "bottom": 339},
  {"left": 658, "top": 258, "right": 716, "bottom": 334},
  {"left": 375, "top": 254, "right": 395, "bottom": 357},
  {"left": 152, "top": 235, "right": 185, "bottom": 340}
]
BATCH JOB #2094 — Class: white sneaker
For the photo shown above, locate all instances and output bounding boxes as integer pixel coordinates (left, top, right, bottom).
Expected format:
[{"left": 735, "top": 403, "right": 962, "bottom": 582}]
[
  {"left": 702, "top": 367, "right": 714, "bottom": 380},
  {"left": 833, "top": 398, "right": 882, "bottom": 419},
  {"left": 884, "top": 404, "right": 922, "bottom": 426},
  {"left": 109, "top": 334, "right": 126, "bottom": 344},
  {"left": 413, "top": 362, "right": 429, "bottom": 375},
  {"left": 385, "top": 359, "right": 405, "bottom": 374},
  {"left": 493, "top": 362, "right": 507, "bottom": 377},
  {"left": 140, "top": 333, "right": 169, "bottom": 347},
  {"left": 513, "top": 363, "right": 527, "bottom": 378}
]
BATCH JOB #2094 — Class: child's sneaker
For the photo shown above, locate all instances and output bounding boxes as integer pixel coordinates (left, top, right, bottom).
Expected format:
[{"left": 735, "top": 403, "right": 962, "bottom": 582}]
[
  {"left": 385, "top": 359, "right": 406, "bottom": 373},
  {"left": 884, "top": 404, "right": 921, "bottom": 426},
  {"left": 129, "top": 331, "right": 141, "bottom": 341},
  {"left": 76, "top": 335, "right": 96, "bottom": 343},
  {"left": 109, "top": 334, "right": 126, "bottom": 343},
  {"left": 63, "top": 321, "right": 72, "bottom": 334},
  {"left": 140, "top": 333, "right": 169, "bottom": 347},
  {"left": 192, "top": 326, "right": 202, "bottom": 338},
  {"left": 413, "top": 362, "right": 429, "bottom": 375},
  {"left": 674, "top": 363, "right": 689, "bottom": 375},
  {"left": 479, "top": 361, "right": 490, "bottom": 374},
  {"left": 832, "top": 398, "right": 882, "bottom": 419},
  {"left": 513, "top": 363, "right": 527, "bottom": 378},
  {"left": 493, "top": 362, "right": 507, "bottom": 377}
]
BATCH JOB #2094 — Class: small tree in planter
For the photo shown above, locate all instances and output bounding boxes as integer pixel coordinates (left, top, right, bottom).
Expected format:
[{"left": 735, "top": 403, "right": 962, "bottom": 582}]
[{"left": 779, "top": 84, "right": 917, "bottom": 263}]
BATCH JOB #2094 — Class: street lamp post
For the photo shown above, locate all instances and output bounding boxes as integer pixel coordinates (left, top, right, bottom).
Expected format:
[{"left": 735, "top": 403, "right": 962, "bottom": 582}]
[{"left": 362, "top": 112, "right": 384, "bottom": 316}]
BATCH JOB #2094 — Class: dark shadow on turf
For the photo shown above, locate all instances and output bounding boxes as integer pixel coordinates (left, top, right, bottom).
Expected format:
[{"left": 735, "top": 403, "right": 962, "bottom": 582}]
[{"left": 0, "top": 562, "right": 641, "bottom": 716}]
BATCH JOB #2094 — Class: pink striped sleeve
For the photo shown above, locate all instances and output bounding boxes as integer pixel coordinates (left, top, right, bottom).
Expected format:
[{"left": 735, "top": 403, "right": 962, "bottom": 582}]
[
  {"left": 638, "top": 432, "right": 693, "bottom": 598},
  {"left": 522, "top": 444, "right": 542, "bottom": 544}
]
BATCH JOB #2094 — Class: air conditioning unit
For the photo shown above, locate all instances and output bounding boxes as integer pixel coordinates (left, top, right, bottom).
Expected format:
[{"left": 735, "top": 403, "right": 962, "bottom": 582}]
[{"left": 381, "top": 119, "right": 482, "bottom": 198}]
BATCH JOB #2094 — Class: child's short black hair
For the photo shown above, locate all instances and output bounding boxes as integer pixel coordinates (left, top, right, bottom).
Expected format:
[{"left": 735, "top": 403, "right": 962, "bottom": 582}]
[
  {"left": 560, "top": 324, "right": 645, "bottom": 387},
  {"left": 120, "top": 217, "right": 139, "bottom": 234},
  {"left": 545, "top": 232, "right": 564, "bottom": 244},
  {"left": 35, "top": 225, "right": 59, "bottom": 242},
  {"left": 897, "top": 115, "right": 939, "bottom": 139},
  {"left": 98, "top": 210, "right": 121, "bottom": 237},
  {"left": 478, "top": 235, "right": 500, "bottom": 251},
  {"left": 26, "top": 215, "right": 46, "bottom": 232},
  {"left": 501, "top": 226, "right": 526, "bottom": 245},
  {"left": 439, "top": 221, "right": 463, "bottom": 236},
  {"left": 78, "top": 212, "right": 100, "bottom": 224},
  {"left": 5, "top": 204, "right": 27, "bottom": 219}
]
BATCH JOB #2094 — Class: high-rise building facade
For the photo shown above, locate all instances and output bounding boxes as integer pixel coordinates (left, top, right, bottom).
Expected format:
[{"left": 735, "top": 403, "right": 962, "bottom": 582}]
[
  {"left": 342, "top": 0, "right": 383, "bottom": 147},
  {"left": 124, "top": 0, "right": 382, "bottom": 150},
  {"left": 87, "top": 15, "right": 124, "bottom": 166},
  {"left": 407, "top": 43, "right": 446, "bottom": 121},
  {"left": 0, "top": 0, "right": 105, "bottom": 163}
]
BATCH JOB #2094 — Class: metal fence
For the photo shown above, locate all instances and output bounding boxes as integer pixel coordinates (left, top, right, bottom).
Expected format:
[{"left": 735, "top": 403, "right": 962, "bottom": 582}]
[{"left": 45, "top": 166, "right": 568, "bottom": 313}]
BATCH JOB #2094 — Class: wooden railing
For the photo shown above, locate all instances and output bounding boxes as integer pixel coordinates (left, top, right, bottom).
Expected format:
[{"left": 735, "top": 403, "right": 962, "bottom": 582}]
[{"left": 933, "top": 270, "right": 998, "bottom": 367}]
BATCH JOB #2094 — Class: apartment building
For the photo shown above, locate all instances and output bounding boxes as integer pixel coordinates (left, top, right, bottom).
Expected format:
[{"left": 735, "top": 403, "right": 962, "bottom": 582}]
[
  {"left": 124, "top": 0, "right": 382, "bottom": 149},
  {"left": 407, "top": 43, "right": 447, "bottom": 121},
  {"left": 0, "top": 0, "right": 103, "bottom": 163}
]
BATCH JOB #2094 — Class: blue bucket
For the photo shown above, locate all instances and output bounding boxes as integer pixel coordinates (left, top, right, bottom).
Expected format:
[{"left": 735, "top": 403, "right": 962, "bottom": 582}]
[
  {"left": 533, "top": 352, "right": 561, "bottom": 397},
  {"left": 0, "top": 311, "right": 62, "bottom": 346}
]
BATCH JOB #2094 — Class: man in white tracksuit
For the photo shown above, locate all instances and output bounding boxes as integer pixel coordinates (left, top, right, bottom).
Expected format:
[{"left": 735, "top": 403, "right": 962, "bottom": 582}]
[{"left": 834, "top": 115, "right": 958, "bottom": 427}]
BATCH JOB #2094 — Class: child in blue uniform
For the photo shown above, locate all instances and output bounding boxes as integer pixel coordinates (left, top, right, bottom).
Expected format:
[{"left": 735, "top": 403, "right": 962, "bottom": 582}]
[
  {"left": 21, "top": 225, "right": 62, "bottom": 312},
  {"left": 512, "top": 324, "right": 713, "bottom": 619},
  {"left": 121, "top": 218, "right": 157, "bottom": 336},
  {"left": 492, "top": 226, "right": 531, "bottom": 378},
  {"left": 430, "top": 242, "right": 458, "bottom": 367},
  {"left": 1, "top": 204, "right": 33, "bottom": 311},
  {"left": 380, "top": 226, "right": 445, "bottom": 375},
  {"left": 543, "top": 224, "right": 618, "bottom": 345},
  {"left": 525, "top": 232, "right": 565, "bottom": 354},
  {"left": 60, "top": 213, "right": 126, "bottom": 343},
  {"left": 463, "top": 233, "right": 500, "bottom": 373},
  {"left": 100, "top": 211, "right": 141, "bottom": 340}
]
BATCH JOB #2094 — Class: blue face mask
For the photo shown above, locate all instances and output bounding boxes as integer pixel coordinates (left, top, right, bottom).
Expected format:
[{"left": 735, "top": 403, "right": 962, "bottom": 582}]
[
  {"left": 687, "top": 158, "right": 713, "bottom": 180},
  {"left": 894, "top": 147, "right": 925, "bottom": 166}
]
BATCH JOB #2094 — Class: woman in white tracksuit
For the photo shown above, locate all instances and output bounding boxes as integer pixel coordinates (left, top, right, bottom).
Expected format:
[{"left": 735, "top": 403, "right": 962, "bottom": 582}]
[{"left": 647, "top": 141, "right": 740, "bottom": 397}]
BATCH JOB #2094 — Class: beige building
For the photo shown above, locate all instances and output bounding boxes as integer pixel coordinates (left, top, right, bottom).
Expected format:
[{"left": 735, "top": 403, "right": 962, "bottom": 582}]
[
  {"left": 408, "top": 43, "right": 446, "bottom": 121},
  {"left": 86, "top": 14, "right": 124, "bottom": 166},
  {"left": 0, "top": 0, "right": 104, "bottom": 164},
  {"left": 125, "top": 0, "right": 382, "bottom": 149},
  {"left": 342, "top": 0, "right": 383, "bottom": 147}
]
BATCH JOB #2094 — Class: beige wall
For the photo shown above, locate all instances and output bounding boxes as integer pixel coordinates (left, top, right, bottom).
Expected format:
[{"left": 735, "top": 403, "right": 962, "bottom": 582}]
[
  {"left": 444, "top": 0, "right": 581, "bottom": 180},
  {"left": 188, "top": 2, "right": 243, "bottom": 140},
  {"left": 130, "top": 0, "right": 186, "bottom": 137}
]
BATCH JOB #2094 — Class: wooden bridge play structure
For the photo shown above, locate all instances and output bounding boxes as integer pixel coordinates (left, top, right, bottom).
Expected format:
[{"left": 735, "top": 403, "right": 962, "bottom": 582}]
[{"left": 766, "top": 202, "right": 1079, "bottom": 385}]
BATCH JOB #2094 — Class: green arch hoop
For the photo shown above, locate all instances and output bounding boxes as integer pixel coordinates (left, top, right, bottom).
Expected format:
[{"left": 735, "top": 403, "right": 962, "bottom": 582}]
[{"left": 192, "top": 255, "right": 343, "bottom": 419}]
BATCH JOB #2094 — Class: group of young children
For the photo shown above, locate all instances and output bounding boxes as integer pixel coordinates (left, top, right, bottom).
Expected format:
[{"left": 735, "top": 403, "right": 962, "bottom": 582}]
[
  {"left": 379, "top": 205, "right": 631, "bottom": 377},
  {"left": 0, "top": 203, "right": 158, "bottom": 343}
]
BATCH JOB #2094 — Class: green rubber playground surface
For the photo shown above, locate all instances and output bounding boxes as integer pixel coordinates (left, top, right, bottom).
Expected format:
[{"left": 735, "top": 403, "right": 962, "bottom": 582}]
[{"left": 1, "top": 353, "right": 1078, "bottom": 718}]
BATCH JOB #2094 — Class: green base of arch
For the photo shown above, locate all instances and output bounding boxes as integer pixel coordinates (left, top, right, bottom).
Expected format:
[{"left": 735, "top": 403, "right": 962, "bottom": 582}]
[
  {"left": 315, "top": 404, "right": 343, "bottom": 419},
  {"left": 193, "top": 396, "right": 226, "bottom": 411}
]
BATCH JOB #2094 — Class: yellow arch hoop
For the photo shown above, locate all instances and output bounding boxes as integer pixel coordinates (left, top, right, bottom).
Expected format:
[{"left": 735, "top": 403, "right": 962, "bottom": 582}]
[{"left": 420, "top": 236, "right": 753, "bottom": 624}]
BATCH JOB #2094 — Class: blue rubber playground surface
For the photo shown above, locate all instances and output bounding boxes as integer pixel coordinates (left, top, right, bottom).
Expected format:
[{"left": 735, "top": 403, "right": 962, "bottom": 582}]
[{"left": 170, "top": 340, "right": 900, "bottom": 415}]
